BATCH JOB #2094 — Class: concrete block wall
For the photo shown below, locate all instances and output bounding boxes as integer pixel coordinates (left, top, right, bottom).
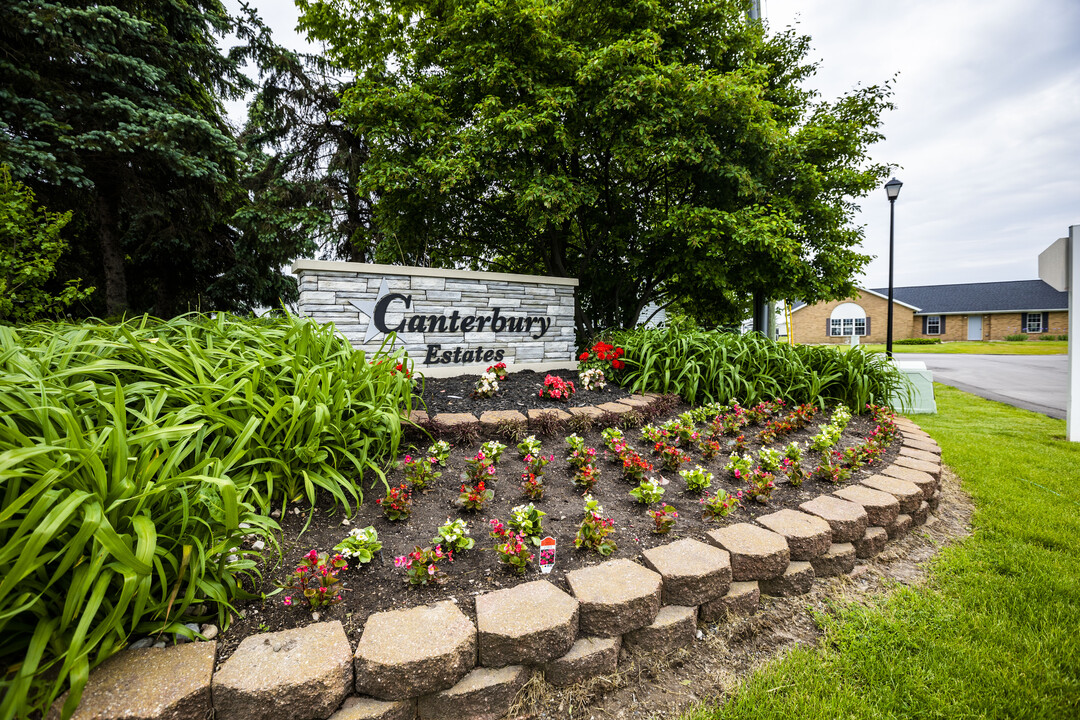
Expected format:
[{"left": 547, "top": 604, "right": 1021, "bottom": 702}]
[{"left": 293, "top": 260, "right": 579, "bottom": 375}]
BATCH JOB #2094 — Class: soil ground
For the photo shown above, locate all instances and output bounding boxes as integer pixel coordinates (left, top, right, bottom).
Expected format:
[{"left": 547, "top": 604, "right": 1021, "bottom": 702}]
[{"left": 214, "top": 373, "right": 903, "bottom": 666}]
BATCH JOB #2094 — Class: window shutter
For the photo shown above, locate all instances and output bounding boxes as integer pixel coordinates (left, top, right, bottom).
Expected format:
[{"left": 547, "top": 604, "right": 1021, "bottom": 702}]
[
  {"left": 941, "top": 316, "right": 946, "bottom": 335},
  {"left": 865, "top": 317, "right": 872, "bottom": 336},
  {"left": 1042, "top": 312, "right": 1049, "bottom": 333},
  {"left": 826, "top": 319, "right": 831, "bottom": 336},
  {"left": 922, "top": 317, "right": 928, "bottom": 334},
  {"left": 1021, "top": 313, "right": 1028, "bottom": 333}
]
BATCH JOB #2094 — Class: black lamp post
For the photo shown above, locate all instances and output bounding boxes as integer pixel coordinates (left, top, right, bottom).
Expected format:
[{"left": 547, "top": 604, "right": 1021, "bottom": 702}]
[{"left": 884, "top": 177, "right": 903, "bottom": 359}]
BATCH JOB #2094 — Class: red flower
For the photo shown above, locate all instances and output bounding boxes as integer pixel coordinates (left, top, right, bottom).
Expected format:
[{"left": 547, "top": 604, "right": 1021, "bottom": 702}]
[
  {"left": 612, "top": 359, "right": 624, "bottom": 370},
  {"left": 579, "top": 351, "right": 589, "bottom": 361}
]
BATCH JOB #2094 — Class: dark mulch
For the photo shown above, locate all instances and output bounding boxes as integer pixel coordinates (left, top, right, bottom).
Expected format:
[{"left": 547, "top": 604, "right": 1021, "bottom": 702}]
[
  {"left": 214, "top": 386, "right": 899, "bottom": 664},
  {"left": 413, "top": 369, "right": 633, "bottom": 416}
]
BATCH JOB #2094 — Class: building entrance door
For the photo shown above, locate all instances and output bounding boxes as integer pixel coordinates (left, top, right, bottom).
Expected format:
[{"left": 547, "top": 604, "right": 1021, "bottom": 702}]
[{"left": 967, "top": 315, "right": 983, "bottom": 340}]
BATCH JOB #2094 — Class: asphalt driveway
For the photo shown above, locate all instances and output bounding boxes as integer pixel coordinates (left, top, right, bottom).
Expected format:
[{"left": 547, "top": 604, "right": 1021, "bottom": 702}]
[{"left": 903, "top": 353, "right": 1067, "bottom": 419}]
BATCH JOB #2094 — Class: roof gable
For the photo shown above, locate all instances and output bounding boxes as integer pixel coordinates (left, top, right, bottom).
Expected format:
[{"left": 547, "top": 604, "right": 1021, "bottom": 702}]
[{"left": 867, "top": 280, "right": 1067, "bottom": 314}]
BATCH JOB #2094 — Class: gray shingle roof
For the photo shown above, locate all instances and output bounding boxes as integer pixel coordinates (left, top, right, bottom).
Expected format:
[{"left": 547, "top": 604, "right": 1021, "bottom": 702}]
[{"left": 866, "top": 280, "right": 1067, "bottom": 314}]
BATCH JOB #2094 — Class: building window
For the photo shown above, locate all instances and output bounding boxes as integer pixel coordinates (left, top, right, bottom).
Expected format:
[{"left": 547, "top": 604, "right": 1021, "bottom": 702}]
[
  {"left": 1025, "top": 313, "right": 1043, "bottom": 333},
  {"left": 926, "top": 316, "right": 941, "bottom": 335},
  {"left": 829, "top": 303, "right": 868, "bottom": 336}
]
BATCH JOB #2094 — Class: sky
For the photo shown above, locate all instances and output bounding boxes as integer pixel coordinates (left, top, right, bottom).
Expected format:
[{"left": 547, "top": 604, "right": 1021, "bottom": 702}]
[{"left": 224, "top": 0, "right": 1080, "bottom": 290}]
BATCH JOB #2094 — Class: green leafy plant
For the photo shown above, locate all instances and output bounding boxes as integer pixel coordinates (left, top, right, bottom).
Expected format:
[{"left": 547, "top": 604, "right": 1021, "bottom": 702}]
[
  {"left": 744, "top": 469, "right": 776, "bottom": 503},
  {"left": 480, "top": 440, "right": 507, "bottom": 463},
  {"left": 757, "top": 447, "right": 784, "bottom": 473},
  {"left": 334, "top": 526, "right": 382, "bottom": 563},
  {"left": 428, "top": 440, "right": 452, "bottom": 466},
  {"left": 600, "top": 427, "right": 625, "bottom": 451},
  {"left": 648, "top": 504, "right": 679, "bottom": 534},
  {"left": 701, "top": 489, "right": 742, "bottom": 520},
  {"left": 395, "top": 546, "right": 452, "bottom": 586},
  {"left": 508, "top": 503, "right": 547, "bottom": 544},
  {"left": 517, "top": 435, "right": 542, "bottom": 457},
  {"left": 488, "top": 521, "right": 534, "bottom": 574},
  {"left": 524, "top": 452, "right": 555, "bottom": 476},
  {"left": 629, "top": 478, "right": 666, "bottom": 505},
  {"left": 573, "top": 496, "right": 617, "bottom": 556},
  {"left": 520, "top": 472, "right": 546, "bottom": 499},
  {"left": 458, "top": 480, "right": 494, "bottom": 511},
  {"left": 377, "top": 484, "right": 413, "bottom": 521},
  {"left": 281, "top": 550, "right": 347, "bottom": 609},
  {"left": 680, "top": 466, "right": 714, "bottom": 493},
  {"left": 401, "top": 454, "right": 441, "bottom": 491},
  {"left": 432, "top": 518, "right": 475, "bottom": 552}
]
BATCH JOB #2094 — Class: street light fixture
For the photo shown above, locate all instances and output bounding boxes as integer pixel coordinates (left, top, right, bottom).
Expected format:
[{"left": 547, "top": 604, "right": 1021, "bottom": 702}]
[{"left": 884, "top": 177, "right": 903, "bottom": 359}]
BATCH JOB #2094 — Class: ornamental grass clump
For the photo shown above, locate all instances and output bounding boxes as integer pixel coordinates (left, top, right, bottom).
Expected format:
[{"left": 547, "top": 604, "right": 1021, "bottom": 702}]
[
  {"left": 281, "top": 550, "right": 348, "bottom": 609},
  {"left": 378, "top": 483, "right": 413, "bottom": 521},
  {"left": 508, "top": 503, "right": 547, "bottom": 545},
  {"left": 432, "top": 518, "right": 475, "bottom": 552},
  {"left": 574, "top": 495, "right": 617, "bottom": 556},
  {"left": 648, "top": 504, "right": 679, "bottom": 534},
  {"left": 395, "top": 546, "right": 452, "bottom": 586},
  {"left": 629, "top": 477, "right": 666, "bottom": 504},
  {"left": 680, "top": 465, "right": 713, "bottom": 493},
  {"left": 334, "top": 526, "right": 382, "bottom": 563}
]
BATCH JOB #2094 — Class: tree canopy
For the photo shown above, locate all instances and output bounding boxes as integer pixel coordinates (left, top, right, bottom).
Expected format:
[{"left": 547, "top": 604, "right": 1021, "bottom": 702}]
[
  {"left": 0, "top": 1, "right": 314, "bottom": 317},
  {"left": 298, "top": 0, "right": 893, "bottom": 335}
]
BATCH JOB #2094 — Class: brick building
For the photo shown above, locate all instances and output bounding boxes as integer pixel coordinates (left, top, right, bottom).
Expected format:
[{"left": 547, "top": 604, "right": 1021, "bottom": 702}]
[{"left": 790, "top": 280, "right": 1068, "bottom": 344}]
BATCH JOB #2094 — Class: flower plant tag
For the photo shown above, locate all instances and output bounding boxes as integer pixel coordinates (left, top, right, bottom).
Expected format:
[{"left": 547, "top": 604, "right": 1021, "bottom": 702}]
[{"left": 539, "top": 536, "right": 556, "bottom": 574}]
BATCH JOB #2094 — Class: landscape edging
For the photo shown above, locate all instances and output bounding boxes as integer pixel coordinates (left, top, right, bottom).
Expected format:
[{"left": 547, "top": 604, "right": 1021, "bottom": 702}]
[{"left": 62, "top": 420, "right": 941, "bottom": 720}]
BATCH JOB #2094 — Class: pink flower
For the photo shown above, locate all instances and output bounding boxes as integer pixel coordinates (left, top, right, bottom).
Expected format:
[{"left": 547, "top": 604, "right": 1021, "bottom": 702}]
[
  {"left": 428, "top": 565, "right": 436, "bottom": 575},
  {"left": 283, "top": 596, "right": 293, "bottom": 606},
  {"left": 394, "top": 555, "right": 408, "bottom": 568},
  {"left": 404, "top": 454, "right": 412, "bottom": 463},
  {"left": 306, "top": 549, "right": 319, "bottom": 562},
  {"left": 486, "top": 465, "right": 495, "bottom": 475}
]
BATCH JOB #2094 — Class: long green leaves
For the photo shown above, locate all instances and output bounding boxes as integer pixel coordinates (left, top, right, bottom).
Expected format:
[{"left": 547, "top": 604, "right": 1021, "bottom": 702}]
[
  {"left": 610, "top": 327, "right": 908, "bottom": 410},
  {"left": 0, "top": 314, "right": 413, "bottom": 719}
]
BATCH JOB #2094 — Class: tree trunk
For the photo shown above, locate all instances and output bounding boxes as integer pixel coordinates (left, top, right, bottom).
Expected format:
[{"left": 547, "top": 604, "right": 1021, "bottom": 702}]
[{"left": 97, "top": 187, "right": 128, "bottom": 316}]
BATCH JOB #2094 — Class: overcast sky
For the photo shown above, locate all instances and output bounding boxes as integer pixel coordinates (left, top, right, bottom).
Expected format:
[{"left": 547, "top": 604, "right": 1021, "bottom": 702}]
[{"left": 225, "top": 0, "right": 1080, "bottom": 289}]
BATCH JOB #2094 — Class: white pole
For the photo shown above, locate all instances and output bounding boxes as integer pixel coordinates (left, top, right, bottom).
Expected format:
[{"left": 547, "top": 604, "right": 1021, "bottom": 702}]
[{"left": 1068, "top": 225, "right": 1079, "bottom": 441}]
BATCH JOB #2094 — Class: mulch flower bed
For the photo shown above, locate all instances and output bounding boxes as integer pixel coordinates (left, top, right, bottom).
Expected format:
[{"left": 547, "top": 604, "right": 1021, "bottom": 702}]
[
  {"left": 413, "top": 368, "right": 634, "bottom": 416},
  {"left": 215, "top": 372, "right": 900, "bottom": 663}
]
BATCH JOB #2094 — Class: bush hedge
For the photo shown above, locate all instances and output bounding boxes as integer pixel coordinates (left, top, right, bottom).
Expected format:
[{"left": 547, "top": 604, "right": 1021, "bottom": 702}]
[{"left": 0, "top": 314, "right": 413, "bottom": 719}]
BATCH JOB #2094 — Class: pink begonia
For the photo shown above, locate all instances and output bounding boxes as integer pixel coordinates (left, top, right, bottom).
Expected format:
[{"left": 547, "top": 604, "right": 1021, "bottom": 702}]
[
  {"left": 394, "top": 556, "right": 408, "bottom": 568},
  {"left": 428, "top": 565, "right": 436, "bottom": 575},
  {"left": 306, "top": 549, "right": 319, "bottom": 562},
  {"left": 486, "top": 465, "right": 495, "bottom": 474},
  {"left": 283, "top": 596, "right": 293, "bottom": 606},
  {"left": 404, "top": 454, "right": 412, "bottom": 463}
]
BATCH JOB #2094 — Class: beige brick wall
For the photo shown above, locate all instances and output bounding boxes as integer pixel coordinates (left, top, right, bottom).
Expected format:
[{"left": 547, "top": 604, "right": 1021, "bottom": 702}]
[
  {"left": 986, "top": 311, "right": 1069, "bottom": 339},
  {"left": 790, "top": 291, "right": 915, "bottom": 345},
  {"left": 911, "top": 315, "right": 967, "bottom": 341}
]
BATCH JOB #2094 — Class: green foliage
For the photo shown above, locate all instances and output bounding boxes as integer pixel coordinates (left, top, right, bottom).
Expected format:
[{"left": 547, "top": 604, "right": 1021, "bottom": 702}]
[
  {"left": 1004, "top": 334, "right": 1028, "bottom": 341},
  {"left": 611, "top": 326, "right": 907, "bottom": 410},
  {"left": 0, "top": 166, "right": 92, "bottom": 321},
  {"left": 297, "top": 0, "right": 892, "bottom": 334},
  {"left": 893, "top": 338, "right": 941, "bottom": 345},
  {"left": 0, "top": 314, "right": 412, "bottom": 719},
  {"left": 0, "top": 2, "right": 312, "bottom": 316}
]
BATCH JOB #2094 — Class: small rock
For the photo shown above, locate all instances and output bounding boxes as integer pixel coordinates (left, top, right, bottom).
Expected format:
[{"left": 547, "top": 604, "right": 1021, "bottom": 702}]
[
  {"left": 152, "top": 641, "right": 167, "bottom": 649},
  {"left": 239, "top": 522, "right": 251, "bottom": 529},
  {"left": 312, "top": 612, "right": 321, "bottom": 621},
  {"left": 128, "top": 637, "right": 153, "bottom": 650},
  {"left": 271, "top": 510, "right": 281, "bottom": 518},
  {"left": 251, "top": 540, "right": 265, "bottom": 552},
  {"left": 226, "top": 554, "right": 238, "bottom": 564},
  {"left": 342, "top": 518, "right": 351, "bottom": 525},
  {"left": 201, "top": 624, "right": 219, "bottom": 640}
]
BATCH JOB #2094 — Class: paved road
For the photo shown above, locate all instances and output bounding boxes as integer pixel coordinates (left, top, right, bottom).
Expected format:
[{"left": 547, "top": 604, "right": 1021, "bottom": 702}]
[{"left": 902, "top": 354, "right": 1067, "bottom": 419}]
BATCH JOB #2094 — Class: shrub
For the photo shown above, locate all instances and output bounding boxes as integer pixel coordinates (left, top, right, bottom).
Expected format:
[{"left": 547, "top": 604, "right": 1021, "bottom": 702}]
[
  {"left": 893, "top": 338, "right": 941, "bottom": 345},
  {"left": 0, "top": 313, "right": 412, "bottom": 717},
  {"left": 608, "top": 326, "right": 908, "bottom": 410},
  {"left": 1004, "top": 334, "right": 1028, "bottom": 341},
  {"left": 1038, "top": 334, "right": 1061, "bottom": 341}
]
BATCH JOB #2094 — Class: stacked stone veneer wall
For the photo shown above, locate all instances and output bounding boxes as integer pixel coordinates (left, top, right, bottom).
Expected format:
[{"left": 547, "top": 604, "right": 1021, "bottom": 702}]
[
  {"left": 293, "top": 260, "right": 578, "bottom": 377},
  {"left": 59, "top": 418, "right": 945, "bottom": 720}
]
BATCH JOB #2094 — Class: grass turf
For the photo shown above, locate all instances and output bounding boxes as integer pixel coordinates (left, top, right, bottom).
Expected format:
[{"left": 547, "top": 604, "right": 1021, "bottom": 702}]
[
  {"left": 681, "top": 384, "right": 1080, "bottom": 720},
  {"left": 855, "top": 340, "right": 1068, "bottom": 355}
]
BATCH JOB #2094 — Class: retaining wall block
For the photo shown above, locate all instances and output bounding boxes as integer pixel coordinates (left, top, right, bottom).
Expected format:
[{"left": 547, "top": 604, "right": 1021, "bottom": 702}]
[
  {"left": 49, "top": 641, "right": 216, "bottom": 720},
  {"left": 705, "top": 523, "right": 790, "bottom": 581},
  {"left": 415, "top": 665, "right": 530, "bottom": 720},
  {"left": 354, "top": 601, "right": 477, "bottom": 701},
  {"left": 543, "top": 637, "right": 621, "bottom": 687},
  {"left": 328, "top": 696, "right": 415, "bottom": 720},
  {"left": 698, "top": 581, "right": 760, "bottom": 623},
  {"left": 754, "top": 509, "right": 833, "bottom": 561},
  {"left": 854, "top": 526, "right": 888, "bottom": 558},
  {"left": 622, "top": 605, "right": 697, "bottom": 654},
  {"left": 213, "top": 622, "right": 352, "bottom": 720},
  {"left": 860, "top": 475, "right": 923, "bottom": 514},
  {"left": 640, "top": 538, "right": 732, "bottom": 606},
  {"left": 833, "top": 485, "right": 901, "bottom": 528},
  {"left": 810, "top": 543, "right": 857, "bottom": 577},
  {"left": 475, "top": 580, "right": 579, "bottom": 667},
  {"left": 798, "top": 495, "right": 869, "bottom": 544},
  {"left": 565, "top": 559, "right": 662, "bottom": 637},
  {"left": 759, "top": 561, "right": 815, "bottom": 597}
]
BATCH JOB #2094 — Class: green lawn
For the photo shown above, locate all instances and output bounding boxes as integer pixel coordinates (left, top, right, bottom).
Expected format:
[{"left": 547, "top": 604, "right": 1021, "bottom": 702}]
[
  {"left": 855, "top": 340, "right": 1068, "bottom": 355},
  {"left": 681, "top": 385, "right": 1080, "bottom": 720}
]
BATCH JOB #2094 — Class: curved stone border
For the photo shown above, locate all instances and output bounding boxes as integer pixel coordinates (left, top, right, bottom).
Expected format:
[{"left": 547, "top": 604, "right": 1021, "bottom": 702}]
[{"left": 61, "top": 422, "right": 943, "bottom": 720}]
